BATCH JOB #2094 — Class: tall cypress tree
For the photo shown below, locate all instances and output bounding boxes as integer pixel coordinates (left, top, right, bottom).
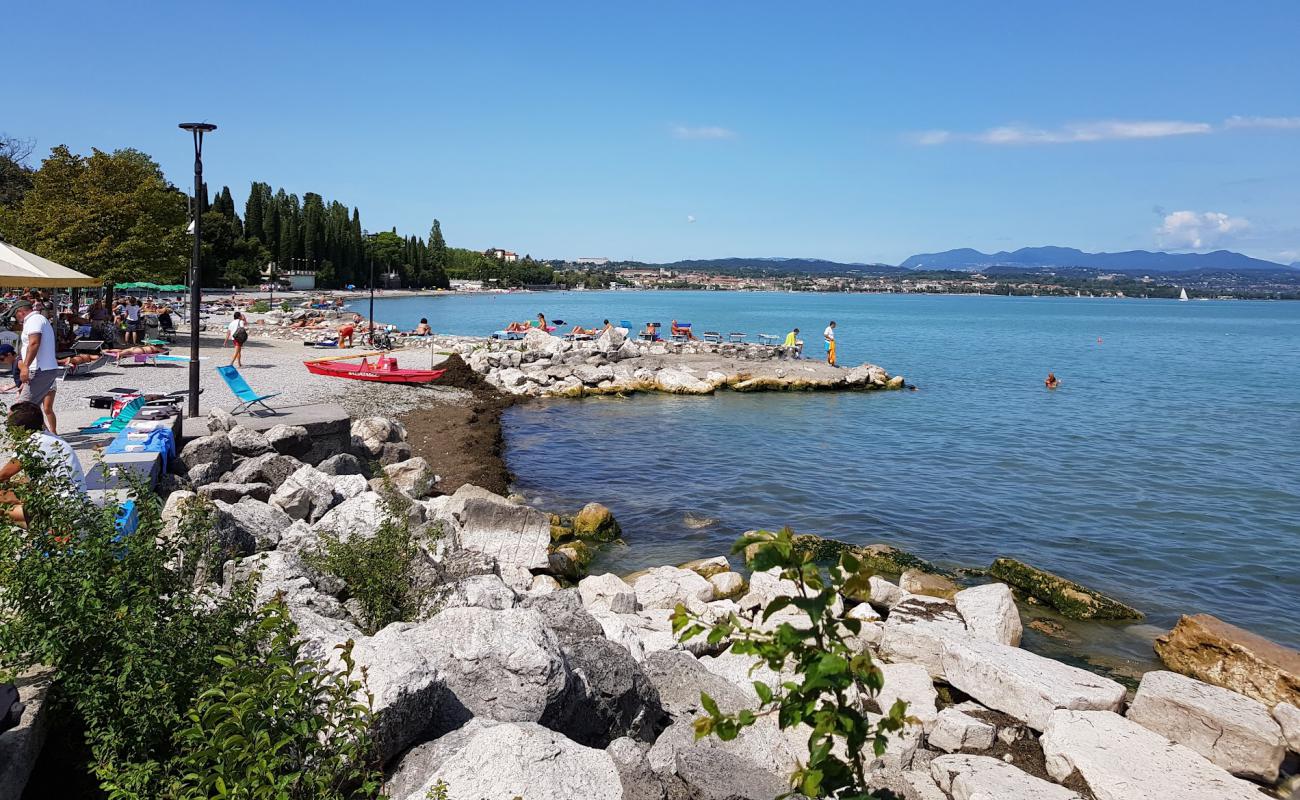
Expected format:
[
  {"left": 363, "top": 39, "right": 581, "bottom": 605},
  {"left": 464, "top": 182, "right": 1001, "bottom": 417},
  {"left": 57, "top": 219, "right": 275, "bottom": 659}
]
[
  {"left": 427, "top": 218, "right": 450, "bottom": 289},
  {"left": 244, "top": 181, "right": 265, "bottom": 245}
]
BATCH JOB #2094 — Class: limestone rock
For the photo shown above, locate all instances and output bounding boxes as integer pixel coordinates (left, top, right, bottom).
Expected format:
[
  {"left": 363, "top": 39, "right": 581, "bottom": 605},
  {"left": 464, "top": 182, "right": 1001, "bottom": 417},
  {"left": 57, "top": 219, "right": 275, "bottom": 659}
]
[
  {"left": 269, "top": 464, "right": 337, "bottom": 523},
  {"left": 641, "top": 650, "right": 753, "bottom": 720},
  {"left": 1126, "top": 669, "right": 1285, "bottom": 782},
  {"left": 1154, "top": 613, "right": 1300, "bottom": 707},
  {"left": 197, "top": 481, "right": 271, "bottom": 504},
  {"left": 206, "top": 407, "right": 235, "bottom": 433},
  {"left": 672, "top": 745, "right": 790, "bottom": 800},
  {"left": 678, "top": 556, "right": 730, "bottom": 578},
  {"left": 178, "top": 434, "right": 232, "bottom": 486},
  {"left": 439, "top": 574, "right": 518, "bottom": 611},
  {"left": 580, "top": 573, "right": 638, "bottom": 614},
  {"left": 549, "top": 539, "right": 594, "bottom": 579},
  {"left": 317, "top": 452, "right": 367, "bottom": 477},
  {"left": 877, "top": 662, "right": 938, "bottom": 731},
  {"left": 530, "top": 574, "right": 561, "bottom": 594},
  {"left": 212, "top": 498, "right": 289, "bottom": 554},
  {"left": 228, "top": 452, "right": 302, "bottom": 488},
  {"left": 386, "top": 720, "right": 624, "bottom": 800},
  {"left": 606, "top": 737, "right": 669, "bottom": 800},
  {"left": 879, "top": 595, "right": 968, "bottom": 678},
  {"left": 419, "top": 606, "right": 569, "bottom": 731},
  {"left": 869, "top": 575, "right": 906, "bottom": 608},
  {"left": 633, "top": 566, "right": 714, "bottom": 609},
  {"left": 264, "top": 424, "right": 311, "bottom": 458},
  {"left": 900, "top": 569, "right": 959, "bottom": 600},
  {"left": 707, "top": 571, "right": 745, "bottom": 600},
  {"left": 989, "top": 557, "right": 1141, "bottom": 620},
  {"left": 572, "top": 502, "right": 621, "bottom": 541},
  {"left": 226, "top": 425, "right": 272, "bottom": 457},
  {"left": 383, "top": 457, "right": 437, "bottom": 498},
  {"left": 954, "top": 582, "right": 1023, "bottom": 646},
  {"left": 940, "top": 635, "right": 1125, "bottom": 731},
  {"left": 552, "top": 636, "right": 664, "bottom": 747},
  {"left": 655, "top": 368, "right": 714, "bottom": 394},
  {"left": 312, "top": 492, "right": 395, "bottom": 541},
  {"left": 454, "top": 496, "right": 551, "bottom": 571},
  {"left": 927, "top": 708, "right": 996, "bottom": 753},
  {"left": 1041, "top": 709, "right": 1264, "bottom": 800},
  {"left": 930, "top": 754, "right": 1080, "bottom": 800},
  {"left": 1274, "top": 701, "right": 1300, "bottom": 752},
  {"left": 350, "top": 416, "right": 402, "bottom": 458},
  {"left": 378, "top": 441, "right": 412, "bottom": 466}
]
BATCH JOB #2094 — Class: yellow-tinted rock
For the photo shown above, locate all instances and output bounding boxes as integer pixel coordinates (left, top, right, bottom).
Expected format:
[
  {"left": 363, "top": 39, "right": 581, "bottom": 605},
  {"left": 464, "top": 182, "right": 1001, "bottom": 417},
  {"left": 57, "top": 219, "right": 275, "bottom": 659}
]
[
  {"left": 571, "top": 502, "right": 621, "bottom": 542},
  {"left": 1155, "top": 614, "right": 1300, "bottom": 708}
]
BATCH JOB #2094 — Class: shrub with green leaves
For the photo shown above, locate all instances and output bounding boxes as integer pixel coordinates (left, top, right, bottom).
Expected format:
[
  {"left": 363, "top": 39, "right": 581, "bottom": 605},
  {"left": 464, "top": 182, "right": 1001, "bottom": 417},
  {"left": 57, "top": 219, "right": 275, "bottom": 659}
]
[
  {"left": 673, "top": 528, "right": 910, "bottom": 799},
  {"left": 248, "top": 299, "right": 271, "bottom": 313},
  {"left": 165, "top": 600, "right": 384, "bottom": 800},
  {"left": 306, "top": 491, "right": 430, "bottom": 634}
]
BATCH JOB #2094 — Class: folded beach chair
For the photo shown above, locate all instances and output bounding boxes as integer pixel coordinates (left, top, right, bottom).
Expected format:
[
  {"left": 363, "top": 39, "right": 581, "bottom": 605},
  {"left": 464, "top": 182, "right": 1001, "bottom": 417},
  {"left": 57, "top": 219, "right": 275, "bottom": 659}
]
[
  {"left": 216, "top": 365, "right": 280, "bottom": 415},
  {"left": 757, "top": 334, "right": 779, "bottom": 346},
  {"left": 728, "top": 332, "right": 747, "bottom": 343},
  {"left": 702, "top": 331, "right": 722, "bottom": 343},
  {"left": 79, "top": 396, "right": 146, "bottom": 435}
]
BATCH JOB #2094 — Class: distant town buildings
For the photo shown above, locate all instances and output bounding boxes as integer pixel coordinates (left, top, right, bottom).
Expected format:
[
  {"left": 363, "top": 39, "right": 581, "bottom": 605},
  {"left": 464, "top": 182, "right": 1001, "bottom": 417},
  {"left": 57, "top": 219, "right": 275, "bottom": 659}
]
[
  {"left": 575, "top": 257, "right": 610, "bottom": 266},
  {"left": 484, "top": 248, "right": 519, "bottom": 263}
]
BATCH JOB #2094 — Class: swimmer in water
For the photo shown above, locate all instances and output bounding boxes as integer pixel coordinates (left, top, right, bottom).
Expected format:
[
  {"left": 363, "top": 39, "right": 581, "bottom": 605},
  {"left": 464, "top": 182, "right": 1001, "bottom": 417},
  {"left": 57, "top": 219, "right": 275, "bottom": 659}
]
[{"left": 1045, "top": 372, "right": 1059, "bottom": 389}]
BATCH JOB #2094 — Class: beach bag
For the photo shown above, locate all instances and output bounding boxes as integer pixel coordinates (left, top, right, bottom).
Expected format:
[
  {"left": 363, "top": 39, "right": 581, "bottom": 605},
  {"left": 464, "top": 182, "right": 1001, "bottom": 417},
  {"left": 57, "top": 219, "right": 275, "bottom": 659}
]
[{"left": 233, "top": 326, "right": 248, "bottom": 344}]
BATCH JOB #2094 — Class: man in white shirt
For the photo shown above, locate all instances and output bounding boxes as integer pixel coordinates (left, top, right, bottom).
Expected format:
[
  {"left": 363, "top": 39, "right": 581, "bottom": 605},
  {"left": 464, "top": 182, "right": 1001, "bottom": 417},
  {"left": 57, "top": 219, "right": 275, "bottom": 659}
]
[
  {"left": 0, "top": 402, "right": 86, "bottom": 526},
  {"left": 823, "top": 320, "right": 837, "bottom": 367},
  {"left": 13, "top": 301, "right": 59, "bottom": 433}
]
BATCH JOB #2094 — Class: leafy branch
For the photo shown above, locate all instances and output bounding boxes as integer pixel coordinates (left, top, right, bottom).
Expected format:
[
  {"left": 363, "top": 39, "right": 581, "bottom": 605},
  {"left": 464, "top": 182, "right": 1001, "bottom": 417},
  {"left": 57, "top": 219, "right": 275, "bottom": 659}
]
[{"left": 672, "top": 528, "right": 911, "bottom": 799}]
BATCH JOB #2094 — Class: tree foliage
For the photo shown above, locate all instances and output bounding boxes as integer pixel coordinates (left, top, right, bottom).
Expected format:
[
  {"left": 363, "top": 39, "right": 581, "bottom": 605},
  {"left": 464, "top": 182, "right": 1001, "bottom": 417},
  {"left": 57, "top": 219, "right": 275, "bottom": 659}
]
[
  {"left": 0, "top": 144, "right": 189, "bottom": 283},
  {"left": 673, "top": 528, "right": 911, "bottom": 799}
]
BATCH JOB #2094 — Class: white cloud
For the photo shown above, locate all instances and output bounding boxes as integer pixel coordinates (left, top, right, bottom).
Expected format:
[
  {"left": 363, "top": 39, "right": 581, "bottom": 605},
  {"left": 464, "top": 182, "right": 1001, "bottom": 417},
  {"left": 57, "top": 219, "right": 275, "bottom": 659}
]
[
  {"left": 1223, "top": 115, "right": 1300, "bottom": 130},
  {"left": 1156, "top": 210, "right": 1251, "bottom": 250},
  {"left": 913, "top": 119, "right": 1211, "bottom": 146},
  {"left": 671, "top": 125, "right": 736, "bottom": 140}
]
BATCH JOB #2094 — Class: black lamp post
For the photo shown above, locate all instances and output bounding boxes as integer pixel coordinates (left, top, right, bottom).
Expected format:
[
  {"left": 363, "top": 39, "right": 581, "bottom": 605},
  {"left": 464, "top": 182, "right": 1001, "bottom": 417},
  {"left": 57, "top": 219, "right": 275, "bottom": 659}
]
[
  {"left": 179, "top": 122, "right": 216, "bottom": 418},
  {"left": 368, "top": 259, "right": 375, "bottom": 346}
]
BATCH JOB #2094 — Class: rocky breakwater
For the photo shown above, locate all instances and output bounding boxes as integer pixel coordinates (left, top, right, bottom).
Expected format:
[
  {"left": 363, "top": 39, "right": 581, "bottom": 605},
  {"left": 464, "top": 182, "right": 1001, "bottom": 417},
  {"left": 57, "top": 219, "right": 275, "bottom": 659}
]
[
  {"left": 164, "top": 417, "right": 1300, "bottom": 800},
  {"left": 457, "top": 327, "right": 906, "bottom": 397}
]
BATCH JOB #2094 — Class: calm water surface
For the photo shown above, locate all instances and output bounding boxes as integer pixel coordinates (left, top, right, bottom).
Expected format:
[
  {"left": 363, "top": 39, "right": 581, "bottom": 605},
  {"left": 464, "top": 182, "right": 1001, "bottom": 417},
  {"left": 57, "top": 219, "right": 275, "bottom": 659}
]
[{"left": 373, "top": 291, "right": 1300, "bottom": 654}]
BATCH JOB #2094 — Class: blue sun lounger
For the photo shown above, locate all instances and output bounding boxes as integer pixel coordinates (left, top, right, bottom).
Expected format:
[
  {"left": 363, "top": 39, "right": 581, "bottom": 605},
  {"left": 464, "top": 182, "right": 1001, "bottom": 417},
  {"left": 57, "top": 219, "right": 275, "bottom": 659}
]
[
  {"left": 79, "top": 396, "right": 147, "bottom": 434},
  {"left": 216, "top": 365, "right": 280, "bottom": 415}
]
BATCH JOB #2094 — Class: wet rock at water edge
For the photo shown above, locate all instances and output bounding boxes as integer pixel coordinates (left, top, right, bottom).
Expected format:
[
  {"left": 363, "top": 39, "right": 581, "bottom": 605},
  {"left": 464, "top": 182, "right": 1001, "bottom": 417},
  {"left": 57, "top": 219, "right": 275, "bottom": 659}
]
[{"left": 988, "top": 557, "right": 1142, "bottom": 621}]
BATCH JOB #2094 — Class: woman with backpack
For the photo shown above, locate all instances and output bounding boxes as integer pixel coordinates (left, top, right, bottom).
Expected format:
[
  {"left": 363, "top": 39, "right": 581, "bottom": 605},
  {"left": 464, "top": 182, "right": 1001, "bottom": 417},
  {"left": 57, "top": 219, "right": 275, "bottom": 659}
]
[{"left": 224, "top": 311, "right": 248, "bottom": 367}]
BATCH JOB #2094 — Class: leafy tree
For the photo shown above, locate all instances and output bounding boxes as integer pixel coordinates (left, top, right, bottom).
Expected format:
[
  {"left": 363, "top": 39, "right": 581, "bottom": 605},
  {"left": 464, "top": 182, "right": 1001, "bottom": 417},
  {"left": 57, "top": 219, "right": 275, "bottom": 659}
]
[
  {"left": 3, "top": 144, "right": 189, "bottom": 282},
  {"left": 0, "top": 133, "right": 35, "bottom": 207},
  {"left": 673, "top": 528, "right": 910, "bottom": 799}
]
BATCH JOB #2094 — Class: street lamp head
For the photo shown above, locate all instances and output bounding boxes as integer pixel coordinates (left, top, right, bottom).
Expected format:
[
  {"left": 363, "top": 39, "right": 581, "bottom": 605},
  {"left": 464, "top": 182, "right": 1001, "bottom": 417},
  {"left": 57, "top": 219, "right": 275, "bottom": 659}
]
[{"left": 178, "top": 122, "right": 217, "bottom": 134}]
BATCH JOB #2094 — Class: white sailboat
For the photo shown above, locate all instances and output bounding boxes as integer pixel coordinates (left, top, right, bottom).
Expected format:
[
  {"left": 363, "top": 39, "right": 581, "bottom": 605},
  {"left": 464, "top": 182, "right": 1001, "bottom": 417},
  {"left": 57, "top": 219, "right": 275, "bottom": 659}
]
[{"left": 1178, "top": 287, "right": 1189, "bottom": 302}]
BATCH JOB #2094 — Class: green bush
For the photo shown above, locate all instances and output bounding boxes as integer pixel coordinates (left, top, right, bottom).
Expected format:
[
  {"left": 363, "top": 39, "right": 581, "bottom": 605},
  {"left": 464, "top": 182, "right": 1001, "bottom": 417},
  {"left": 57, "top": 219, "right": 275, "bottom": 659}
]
[
  {"left": 248, "top": 299, "right": 271, "bottom": 313},
  {"left": 673, "top": 528, "right": 910, "bottom": 799},
  {"left": 306, "top": 492, "right": 431, "bottom": 634},
  {"left": 166, "top": 600, "right": 384, "bottom": 800},
  {"left": 0, "top": 433, "right": 385, "bottom": 799}
]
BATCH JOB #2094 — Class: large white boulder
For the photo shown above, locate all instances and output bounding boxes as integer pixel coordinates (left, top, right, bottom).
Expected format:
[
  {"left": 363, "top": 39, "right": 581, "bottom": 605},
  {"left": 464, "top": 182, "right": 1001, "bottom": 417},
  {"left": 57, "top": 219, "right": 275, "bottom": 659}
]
[
  {"left": 654, "top": 368, "right": 714, "bottom": 394},
  {"left": 930, "top": 754, "right": 1081, "bottom": 800},
  {"left": 879, "top": 595, "right": 968, "bottom": 678},
  {"left": 579, "top": 573, "right": 638, "bottom": 614},
  {"left": 939, "top": 636, "right": 1125, "bottom": 731},
  {"left": 632, "top": 566, "right": 714, "bottom": 609},
  {"left": 869, "top": 575, "right": 906, "bottom": 608},
  {"left": 349, "top": 624, "right": 447, "bottom": 762},
  {"left": 927, "top": 707, "right": 996, "bottom": 753},
  {"left": 1126, "top": 670, "right": 1286, "bottom": 782},
  {"left": 453, "top": 495, "right": 551, "bottom": 571},
  {"left": 1275, "top": 701, "right": 1300, "bottom": 752},
  {"left": 953, "top": 582, "right": 1022, "bottom": 646},
  {"left": 1040, "top": 709, "right": 1266, "bottom": 800},
  {"left": 387, "top": 720, "right": 624, "bottom": 800},
  {"left": 876, "top": 662, "right": 938, "bottom": 731},
  {"left": 269, "top": 464, "right": 337, "bottom": 523}
]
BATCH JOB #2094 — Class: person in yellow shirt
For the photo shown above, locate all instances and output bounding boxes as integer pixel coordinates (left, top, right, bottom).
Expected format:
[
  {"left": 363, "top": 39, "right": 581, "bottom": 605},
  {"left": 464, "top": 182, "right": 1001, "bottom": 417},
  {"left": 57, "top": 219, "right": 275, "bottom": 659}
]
[{"left": 782, "top": 328, "right": 803, "bottom": 358}]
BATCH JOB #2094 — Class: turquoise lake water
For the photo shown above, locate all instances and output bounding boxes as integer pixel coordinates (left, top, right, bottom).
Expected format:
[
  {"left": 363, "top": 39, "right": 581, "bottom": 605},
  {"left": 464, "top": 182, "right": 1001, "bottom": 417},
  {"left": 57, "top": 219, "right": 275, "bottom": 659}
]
[{"left": 371, "top": 291, "right": 1300, "bottom": 654}]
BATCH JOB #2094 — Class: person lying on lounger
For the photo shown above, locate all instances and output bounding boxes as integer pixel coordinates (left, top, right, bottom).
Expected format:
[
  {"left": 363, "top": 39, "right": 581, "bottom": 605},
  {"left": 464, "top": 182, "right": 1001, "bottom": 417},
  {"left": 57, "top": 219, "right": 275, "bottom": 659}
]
[
  {"left": 59, "top": 353, "right": 101, "bottom": 367},
  {"left": 570, "top": 324, "right": 600, "bottom": 336},
  {"left": 671, "top": 320, "right": 696, "bottom": 340},
  {"left": 105, "top": 344, "right": 168, "bottom": 357},
  {"left": 505, "top": 320, "right": 531, "bottom": 333}
]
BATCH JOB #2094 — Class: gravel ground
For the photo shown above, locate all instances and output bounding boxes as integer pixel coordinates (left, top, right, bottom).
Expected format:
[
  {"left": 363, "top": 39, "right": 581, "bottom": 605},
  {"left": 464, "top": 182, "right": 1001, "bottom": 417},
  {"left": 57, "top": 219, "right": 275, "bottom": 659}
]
[{"left": 48, "top": 326, "right": 468, "bottom": 432}]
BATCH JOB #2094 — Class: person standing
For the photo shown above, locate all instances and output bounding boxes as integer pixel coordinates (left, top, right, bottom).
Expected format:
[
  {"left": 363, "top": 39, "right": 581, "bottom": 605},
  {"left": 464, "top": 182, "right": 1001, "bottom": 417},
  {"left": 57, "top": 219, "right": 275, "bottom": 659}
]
[
  {"left": 224, "top": 311, "right": 248, "bottom": 367},
  {"left": 13, "top": 301, "right": 59, "bottom": 433},
  {"left": 823, "top": 321, "right": 837, "bottom": 367},
  {"left": 123, "top": 296, "right": 142, "bottom": 344}
]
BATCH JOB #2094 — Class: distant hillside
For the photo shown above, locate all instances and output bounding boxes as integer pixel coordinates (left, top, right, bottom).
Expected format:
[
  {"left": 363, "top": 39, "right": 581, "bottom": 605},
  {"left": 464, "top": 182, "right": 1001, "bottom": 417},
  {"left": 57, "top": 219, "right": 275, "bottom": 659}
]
[
  {"left": 651, "top": 257, "right": 906, "bottom": 275},
  {"left": 899, "top": 246, "right": 1289, "bottom": 273}
]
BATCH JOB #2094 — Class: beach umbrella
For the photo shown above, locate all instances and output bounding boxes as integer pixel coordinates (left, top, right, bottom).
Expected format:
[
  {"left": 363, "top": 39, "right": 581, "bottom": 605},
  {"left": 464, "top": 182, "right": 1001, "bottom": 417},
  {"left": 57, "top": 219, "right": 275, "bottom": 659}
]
[{"left": 0, "top": 241, "right": 102, "bottom": 289}]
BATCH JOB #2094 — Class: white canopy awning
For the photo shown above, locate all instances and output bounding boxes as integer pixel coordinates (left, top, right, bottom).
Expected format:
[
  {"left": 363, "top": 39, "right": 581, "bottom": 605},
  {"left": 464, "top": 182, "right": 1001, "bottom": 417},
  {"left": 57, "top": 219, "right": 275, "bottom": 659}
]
[{"left": 0, "top": 241, "right": 102, "bottom": 289}]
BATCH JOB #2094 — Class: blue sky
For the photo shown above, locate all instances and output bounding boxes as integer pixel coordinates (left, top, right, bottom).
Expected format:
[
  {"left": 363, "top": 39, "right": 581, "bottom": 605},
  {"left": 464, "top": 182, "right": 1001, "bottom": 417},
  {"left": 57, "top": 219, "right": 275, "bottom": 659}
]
[{"left": 8, "top": 1, "right": 1299, "bottom": 264}]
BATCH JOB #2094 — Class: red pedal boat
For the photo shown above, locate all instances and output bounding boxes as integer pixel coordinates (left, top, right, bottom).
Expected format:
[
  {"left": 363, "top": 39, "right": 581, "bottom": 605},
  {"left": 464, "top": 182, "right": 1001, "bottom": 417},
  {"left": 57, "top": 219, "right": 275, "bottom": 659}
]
[{"left": 304, "top": 352, "right": 446, "bottom": 384}]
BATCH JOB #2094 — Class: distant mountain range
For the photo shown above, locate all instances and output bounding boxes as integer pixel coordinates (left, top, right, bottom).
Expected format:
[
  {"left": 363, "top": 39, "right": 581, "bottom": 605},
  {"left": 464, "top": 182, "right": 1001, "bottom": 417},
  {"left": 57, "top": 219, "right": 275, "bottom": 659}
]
[{"left": 898, "top": 246, "right": 1291, "bottom": 273}]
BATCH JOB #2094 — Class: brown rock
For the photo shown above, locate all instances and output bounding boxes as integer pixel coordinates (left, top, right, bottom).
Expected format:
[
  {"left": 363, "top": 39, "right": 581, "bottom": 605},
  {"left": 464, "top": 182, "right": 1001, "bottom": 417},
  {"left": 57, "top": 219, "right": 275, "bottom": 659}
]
[
  {"left": 1154, "top": 614, "right": 1300, "bottom": 707},
  {"left": 899, "top": 568, "right": 960, "bottom": 600}
]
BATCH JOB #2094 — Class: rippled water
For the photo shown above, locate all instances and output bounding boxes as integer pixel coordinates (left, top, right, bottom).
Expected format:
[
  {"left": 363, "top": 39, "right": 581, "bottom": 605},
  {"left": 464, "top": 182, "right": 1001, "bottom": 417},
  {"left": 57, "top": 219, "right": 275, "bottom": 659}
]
[{"left": 374, "top": 291, "right": 1300, "bottom": 651}]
